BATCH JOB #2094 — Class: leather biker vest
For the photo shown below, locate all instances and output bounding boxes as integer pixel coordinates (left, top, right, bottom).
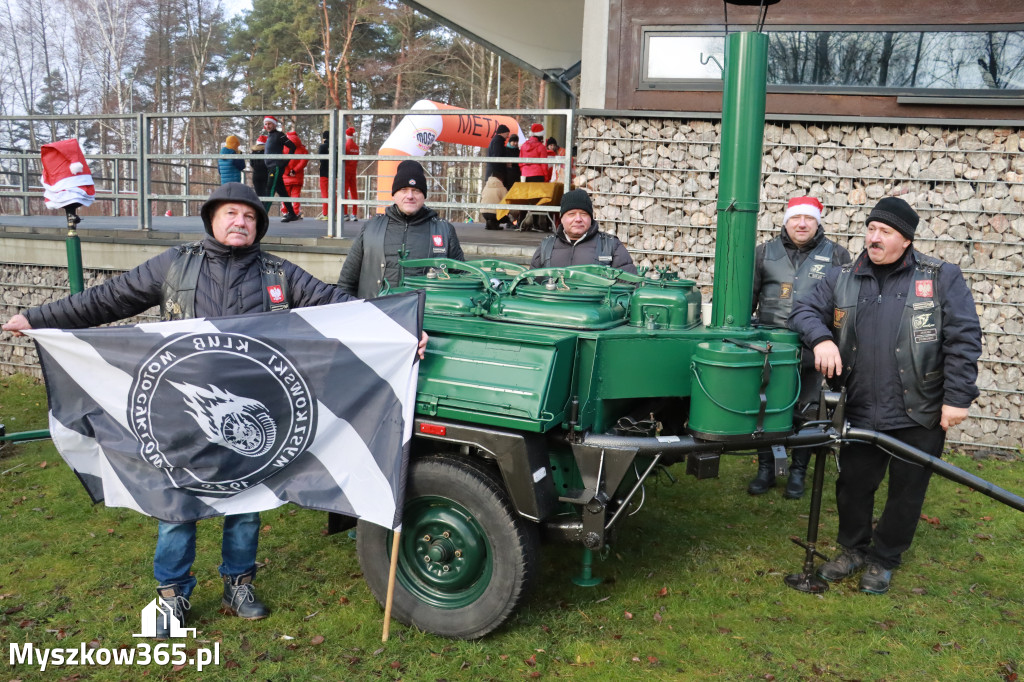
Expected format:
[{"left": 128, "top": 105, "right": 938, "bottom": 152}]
[
  {"left": 160, "top": 242, "right": 289, "bottom": 320},
  {"left": 757, "top": 237, "right": 834, "bottom": 327},
  {"left": 832, "top": 252, "right": 945, "bottom": 428}
]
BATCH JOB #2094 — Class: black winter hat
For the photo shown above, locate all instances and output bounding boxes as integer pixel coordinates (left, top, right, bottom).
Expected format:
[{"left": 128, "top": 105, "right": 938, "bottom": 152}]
[
  {"left": 201, "top": 182, "right": 269, "bottom": 242},
  {"left": 495, "top": 124, "right": 510, "bottom": 135},
  {"left": 392, "top": 159, "right": 427, "bottom": 196},
  {"left": 559, "top": 188, "right": 593, "bottom": 219},
  {"left": 866, "top": 196, "right": 918, "bottom": 240},
  {"left": 321, "top": 130, "right": 329, "bottom": 141}
]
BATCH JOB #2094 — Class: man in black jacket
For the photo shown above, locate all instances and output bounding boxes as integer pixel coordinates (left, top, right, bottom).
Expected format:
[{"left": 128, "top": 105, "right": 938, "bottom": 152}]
[
  {"left": 3, "top": 183, "right": 356, "bottom": 635},
  {"left": 338, "top": 159, "right": 464, "bottom": 299},
  {"left": 788, "top": 196, "right": 981, "bottom": 594},
  {"left": 530, "top": 189, "right": 637, "bottom": 274},
  {"left": 261, "top": 116, "right": 299, "bottom": 222},
  {"left": 484, "top": 124, "right": 510, "bottom": 186},
  {"left": 747, "top": 196, "right": 851, "bottom": 499}
]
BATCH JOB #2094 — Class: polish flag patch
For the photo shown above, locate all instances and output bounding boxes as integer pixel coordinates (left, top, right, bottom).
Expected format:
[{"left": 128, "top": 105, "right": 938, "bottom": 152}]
[
  {"left": 432, "top": 235, "right": 444, "bottom": 248},
  {"left": 267, "top": 285, "right": 285, "bottom": 304},
  {"left": 915, "top": 280, "right": 933, "bottom": 298}
]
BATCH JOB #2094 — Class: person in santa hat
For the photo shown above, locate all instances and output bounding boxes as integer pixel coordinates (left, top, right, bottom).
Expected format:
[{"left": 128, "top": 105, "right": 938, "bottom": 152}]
[
  {"left": 261, "top": 116, "right": 299, "bottom": 222},
  {"left": 342, "top": 126, "right": 360, "bottom": 221},
  {"left": 748, "top": 195, "right": 852, "bottom": 499},
  {"left": 281, "top": 129, "right": 308, "bottom": 218},
  {"left": 518, "top": 122, "right": 549, "bottom": 184}
]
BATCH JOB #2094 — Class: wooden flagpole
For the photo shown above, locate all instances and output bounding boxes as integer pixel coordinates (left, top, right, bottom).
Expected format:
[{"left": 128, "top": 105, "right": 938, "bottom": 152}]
[{"left": 382, "top": 530, "right": 402, "bottom": 642}]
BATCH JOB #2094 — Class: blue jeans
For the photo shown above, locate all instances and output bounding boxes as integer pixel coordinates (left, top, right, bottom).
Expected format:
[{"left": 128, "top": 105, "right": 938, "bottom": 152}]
[{"left": 153, "top": 513, "right": 261, "bottom": 597}]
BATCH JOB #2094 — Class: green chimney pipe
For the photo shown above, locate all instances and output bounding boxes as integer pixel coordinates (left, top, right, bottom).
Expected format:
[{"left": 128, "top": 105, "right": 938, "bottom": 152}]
[{"left": 710, "top": 31, "right": 768, "bottom": 329}]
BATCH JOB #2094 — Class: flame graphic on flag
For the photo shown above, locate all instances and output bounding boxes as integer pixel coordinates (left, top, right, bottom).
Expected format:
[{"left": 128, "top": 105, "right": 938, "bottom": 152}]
[{"left": 169, "top": 381, "right": 277, "bottom": 458}]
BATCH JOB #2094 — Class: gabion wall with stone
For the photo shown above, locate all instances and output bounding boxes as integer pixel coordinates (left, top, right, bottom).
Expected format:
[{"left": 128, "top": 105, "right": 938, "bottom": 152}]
[
  {"left": 0, "top": 263, "right": 158, "bottom": 379},
  {"left": 575, "top": 115, "right": 1023, "bottom": 453}
]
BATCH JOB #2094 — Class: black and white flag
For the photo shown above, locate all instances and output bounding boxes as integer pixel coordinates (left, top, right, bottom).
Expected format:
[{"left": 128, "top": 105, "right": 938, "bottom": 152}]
[{"left": 26, "top": 293, "right": 423, "bottom": 531}]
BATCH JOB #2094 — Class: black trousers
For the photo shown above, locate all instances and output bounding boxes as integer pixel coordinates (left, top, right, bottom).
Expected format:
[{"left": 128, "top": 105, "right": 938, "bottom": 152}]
[
  {"left": 835, "top": 423, "right": 946, "bottom": 569},
  {"left": 263, "top": 166, "right": 295, "bottom": 215}
]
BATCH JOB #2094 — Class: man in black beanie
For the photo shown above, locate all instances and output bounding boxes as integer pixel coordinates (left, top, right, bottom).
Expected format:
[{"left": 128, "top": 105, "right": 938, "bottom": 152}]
[
  {"left": 485, "top": 124, "right": 511, "bottom": 186},
  {"left": 789, "top": 196, "right": 982, "bottom": 595},
  {"left": 338, "top": 159, "right": 464, "bottom": 298},
  {"left": 530, "top": 188, "right": 637, "bottom": 273}
]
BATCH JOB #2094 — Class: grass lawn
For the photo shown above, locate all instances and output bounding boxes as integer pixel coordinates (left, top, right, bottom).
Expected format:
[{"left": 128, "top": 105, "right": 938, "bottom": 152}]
[{"left": 2, "top": 372, "right": 1022, "bottom": 681}]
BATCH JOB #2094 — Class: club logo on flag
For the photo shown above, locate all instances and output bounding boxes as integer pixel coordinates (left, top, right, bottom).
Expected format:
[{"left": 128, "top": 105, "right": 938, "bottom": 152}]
[
  {"left": 127, "top": 333, "right": 317, "bottom": 495},
  {"left": 267, "top": 285, "right": 285, "bottom": 304}
]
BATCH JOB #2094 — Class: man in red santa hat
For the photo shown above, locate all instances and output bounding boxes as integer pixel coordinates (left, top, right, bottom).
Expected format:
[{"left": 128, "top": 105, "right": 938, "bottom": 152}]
[
  {"left": 261, "top": 115, "right": 299, "bottom": 222},
  {"left": 748, "top": 195, "right": 852, "bottom": 499}
]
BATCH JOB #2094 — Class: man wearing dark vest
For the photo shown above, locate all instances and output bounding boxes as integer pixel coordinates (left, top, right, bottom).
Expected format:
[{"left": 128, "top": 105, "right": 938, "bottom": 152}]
[
  {"left": 748, "top": 196, "right": 851, "bottom": 499},
  {"left": 530, "top": 189, "right": 637, "bottom": 273},
  {"left": 2, "top": 183, "right": 358, "bottom": 635},
  {"left": 789, "top": 196, "right": 981, "bottom": 594},
  {"left": 338, "top": 159, "right": 464, "bottom": 299}
]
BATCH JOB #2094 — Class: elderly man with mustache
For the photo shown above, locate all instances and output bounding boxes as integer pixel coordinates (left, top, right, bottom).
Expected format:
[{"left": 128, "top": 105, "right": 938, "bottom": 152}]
[{"left": 788, "top": 196, "right": 982, "bottom": 595}]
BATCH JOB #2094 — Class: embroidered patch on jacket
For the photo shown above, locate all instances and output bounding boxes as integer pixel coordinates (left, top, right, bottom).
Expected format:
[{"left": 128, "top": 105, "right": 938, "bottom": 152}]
[
  {"left": 915, "top": 280, "right": 933, "bottom": 298},
  {"left": 833, "top": 308, "right": 845, "bottom": 329},
  {"left": 912, "top": 312, "right": 938, "bottom": 343},
  {"left": 779, "top": 282, "right": 793, "bottom": 299},
  {"left": 809, "top": 264, "right": 827, "bottom": 279},
  {"left": 266, "top": 285, "right": 285, "bottom": 304},
  {"left": 432, "top": 235, "right": 444, "bottom": 247}
]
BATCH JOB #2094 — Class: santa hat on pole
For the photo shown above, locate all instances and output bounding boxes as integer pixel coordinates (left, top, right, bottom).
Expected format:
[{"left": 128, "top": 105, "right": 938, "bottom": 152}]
[
  {"left": 40, "top": 139, "right": 95, "bottom": 209},
  {"left": 782, "top": 196, "right": 823, "bottom": 226}
]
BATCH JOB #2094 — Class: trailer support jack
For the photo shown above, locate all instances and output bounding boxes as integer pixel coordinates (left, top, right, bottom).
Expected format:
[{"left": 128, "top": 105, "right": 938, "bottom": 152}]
[{"left": 784, "top": 444, "right": 831, "bottom": 593}]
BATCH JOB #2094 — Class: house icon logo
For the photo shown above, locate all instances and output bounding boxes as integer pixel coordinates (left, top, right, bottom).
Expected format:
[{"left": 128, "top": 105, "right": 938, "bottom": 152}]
[{"left": 133, "top": 598, "right": 196, "bottom": 638}]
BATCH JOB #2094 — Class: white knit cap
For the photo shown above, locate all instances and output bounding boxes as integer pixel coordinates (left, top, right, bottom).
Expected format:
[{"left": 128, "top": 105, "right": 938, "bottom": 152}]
[{"left": 783, "top": 196, "right": 823, "bottom": 226}]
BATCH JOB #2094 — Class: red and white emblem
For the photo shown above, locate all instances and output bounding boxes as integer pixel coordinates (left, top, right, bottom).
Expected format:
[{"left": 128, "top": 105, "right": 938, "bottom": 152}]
[
  {"left": 915, "top": 280, "right": 933, "bottom": 298},
  {"left": 432, "top": 235, "right": 444, "bottom": 247},
  {"left": 266, "top": 285, "right": 285, "bottom": 304}
]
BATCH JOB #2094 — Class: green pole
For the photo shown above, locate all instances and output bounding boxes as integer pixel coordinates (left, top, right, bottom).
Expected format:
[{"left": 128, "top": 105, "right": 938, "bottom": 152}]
[
  {"left": 710, "top": 31, "right": 768, "bottom": 329},
  {"left": 0, "top": 428, "right": 51, "bottom": 443},
  {"left": 66, "top": 227, "right": 84, "bottom": 294}
]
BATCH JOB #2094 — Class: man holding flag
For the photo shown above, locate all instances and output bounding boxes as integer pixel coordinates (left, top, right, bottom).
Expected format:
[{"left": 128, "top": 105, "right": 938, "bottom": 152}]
[{"left": 3, "top": 183, "right": 425, "bottom": 637}]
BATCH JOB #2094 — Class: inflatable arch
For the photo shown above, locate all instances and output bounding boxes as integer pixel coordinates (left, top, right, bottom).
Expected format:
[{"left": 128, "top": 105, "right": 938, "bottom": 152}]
[{"left": 375, "top": 100, "right": 522, "bottom": 212}]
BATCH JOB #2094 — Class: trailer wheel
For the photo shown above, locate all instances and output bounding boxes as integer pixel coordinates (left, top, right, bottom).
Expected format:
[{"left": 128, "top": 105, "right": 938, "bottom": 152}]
[{"left": 357, "top": 454, "right": 539, "bottom": 639}]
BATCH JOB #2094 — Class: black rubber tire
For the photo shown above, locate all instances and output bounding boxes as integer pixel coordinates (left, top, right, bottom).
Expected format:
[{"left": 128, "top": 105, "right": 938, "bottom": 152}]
[{"left": 357, "top": 454, "right": 540, "bottom": 639}]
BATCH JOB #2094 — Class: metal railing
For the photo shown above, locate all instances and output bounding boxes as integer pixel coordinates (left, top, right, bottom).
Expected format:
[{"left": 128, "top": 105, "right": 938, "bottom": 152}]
[{"left": 0, "top": 108, "right": 575, "bottom": 237}]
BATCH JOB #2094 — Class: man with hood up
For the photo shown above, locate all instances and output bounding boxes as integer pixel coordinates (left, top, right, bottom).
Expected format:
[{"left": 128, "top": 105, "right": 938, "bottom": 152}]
[
  {"left": 530, "top": 188, "right": 636, "bottom": 274},
  {"left": 2, "top": 183, "right": 358, "bottom": 636},
  {"left": 337, "top": 159, "right": 464, "bottom": 299}
]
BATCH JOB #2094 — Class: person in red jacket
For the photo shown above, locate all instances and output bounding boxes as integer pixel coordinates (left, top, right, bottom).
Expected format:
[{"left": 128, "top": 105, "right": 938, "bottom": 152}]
[
  {"left": 519, "top": 123, "right": 548, "bottom": 183},
  {"left": 281, "top": 130, "right": 308, "bottom": 219},
  {"left": 343, "top": 127, "right": 360, "bottom": 221}
]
